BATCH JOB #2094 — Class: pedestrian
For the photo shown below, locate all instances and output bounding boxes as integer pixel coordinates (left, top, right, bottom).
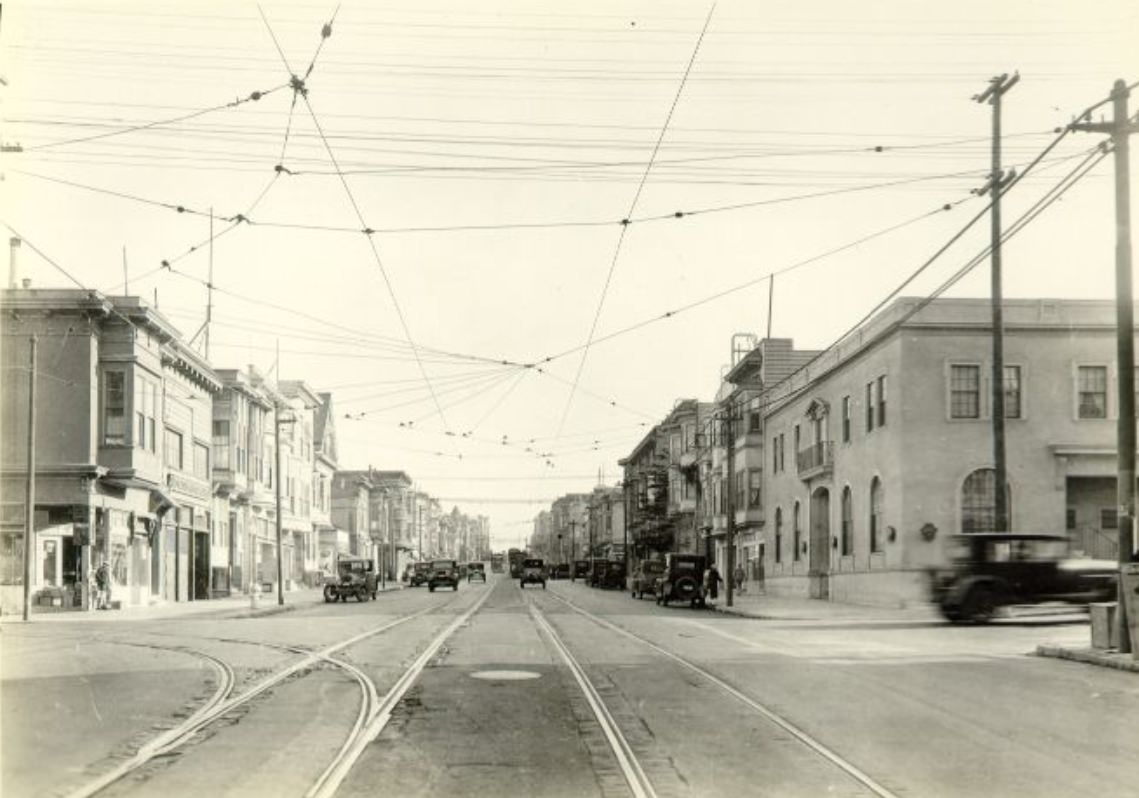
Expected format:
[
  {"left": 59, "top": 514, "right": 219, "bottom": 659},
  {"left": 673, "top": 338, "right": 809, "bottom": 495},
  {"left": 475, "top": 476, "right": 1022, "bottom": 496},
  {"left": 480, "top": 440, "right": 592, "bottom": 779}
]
[
  {"left": 733, "top": 563, "right": 746, "bottom": 594},
  {"left": 704, "top": 563, "right": 723, "bottom": 603},
  {"left": 95, "top": 561, "right": 110, "bottom": 610}
]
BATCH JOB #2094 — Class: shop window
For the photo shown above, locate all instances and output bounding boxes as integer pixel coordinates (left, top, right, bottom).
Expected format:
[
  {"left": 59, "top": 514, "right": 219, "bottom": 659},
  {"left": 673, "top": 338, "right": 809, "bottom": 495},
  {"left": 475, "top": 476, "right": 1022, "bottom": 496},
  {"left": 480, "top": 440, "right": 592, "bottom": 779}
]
[{"left": 41, "top": 539, "right": 58, "bottom": 587}]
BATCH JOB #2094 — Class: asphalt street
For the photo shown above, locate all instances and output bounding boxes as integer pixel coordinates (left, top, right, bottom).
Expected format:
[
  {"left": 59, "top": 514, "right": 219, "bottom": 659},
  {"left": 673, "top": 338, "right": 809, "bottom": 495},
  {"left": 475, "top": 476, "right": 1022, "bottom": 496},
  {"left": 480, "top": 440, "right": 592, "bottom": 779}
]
[{"left": 2, "top": 575, "right": 1137, "bottom": 798}]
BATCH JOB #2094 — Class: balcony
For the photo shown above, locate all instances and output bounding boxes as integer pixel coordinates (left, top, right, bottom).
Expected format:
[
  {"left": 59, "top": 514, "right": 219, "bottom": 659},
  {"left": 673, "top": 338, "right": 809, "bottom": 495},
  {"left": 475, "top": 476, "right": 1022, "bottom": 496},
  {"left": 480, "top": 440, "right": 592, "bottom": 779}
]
[{"left": 797, "top": 441, "right": 834, "bottom": 480}]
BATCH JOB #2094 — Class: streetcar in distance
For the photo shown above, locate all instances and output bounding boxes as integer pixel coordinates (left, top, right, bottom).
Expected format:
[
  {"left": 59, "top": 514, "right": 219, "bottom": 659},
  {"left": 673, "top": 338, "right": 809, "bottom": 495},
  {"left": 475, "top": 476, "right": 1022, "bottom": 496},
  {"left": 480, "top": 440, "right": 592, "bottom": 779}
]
[{"left": 508, "top": 548, "right": 525, "bottom": 578}]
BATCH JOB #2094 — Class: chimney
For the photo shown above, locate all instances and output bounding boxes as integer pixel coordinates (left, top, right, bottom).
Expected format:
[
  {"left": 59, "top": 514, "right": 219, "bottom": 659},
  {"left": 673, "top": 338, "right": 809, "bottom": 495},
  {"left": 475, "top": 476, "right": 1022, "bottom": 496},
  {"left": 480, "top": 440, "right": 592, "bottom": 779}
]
[{"left": 8, "top": 237, "right": 20, "bottom": 288}]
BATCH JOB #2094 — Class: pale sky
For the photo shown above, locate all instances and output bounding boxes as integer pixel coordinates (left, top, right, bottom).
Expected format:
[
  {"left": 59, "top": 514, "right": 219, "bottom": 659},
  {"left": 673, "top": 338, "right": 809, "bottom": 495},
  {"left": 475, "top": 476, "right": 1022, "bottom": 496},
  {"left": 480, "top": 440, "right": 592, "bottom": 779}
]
[{"left": 2, "top": 0, "right": 1137, "bottom": 548}]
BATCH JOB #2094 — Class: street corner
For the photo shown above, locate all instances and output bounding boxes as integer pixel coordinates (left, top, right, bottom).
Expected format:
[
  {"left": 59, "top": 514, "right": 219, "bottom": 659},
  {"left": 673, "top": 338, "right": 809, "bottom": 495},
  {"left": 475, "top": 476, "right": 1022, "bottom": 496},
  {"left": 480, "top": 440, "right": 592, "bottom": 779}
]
[{"left": 1035, "top": 645, "right": 1139, "bottom": 673}]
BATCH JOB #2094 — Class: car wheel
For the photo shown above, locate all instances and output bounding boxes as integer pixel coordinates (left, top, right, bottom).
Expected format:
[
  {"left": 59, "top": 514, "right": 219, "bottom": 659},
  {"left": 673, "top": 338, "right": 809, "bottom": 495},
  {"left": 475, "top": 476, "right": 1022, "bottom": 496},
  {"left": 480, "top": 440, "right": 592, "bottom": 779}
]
[
  {"left": 429, "top": 585, "right": 435, "bottom": 592},
  {"left": 323, "top": 586, "right": 336, "bottom": 603},
  {"left": 962, "top": 586, "right": 998, "bottom": 624},
  {"left": 340, "top": 594, "right": 346, "bottom": 603}
]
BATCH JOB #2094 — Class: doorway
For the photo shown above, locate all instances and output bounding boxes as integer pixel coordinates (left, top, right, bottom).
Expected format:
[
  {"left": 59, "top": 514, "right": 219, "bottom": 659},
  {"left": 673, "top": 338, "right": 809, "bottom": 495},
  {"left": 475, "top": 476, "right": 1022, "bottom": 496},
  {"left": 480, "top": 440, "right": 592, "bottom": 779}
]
[
  {"left": 194, "top": 531, "right": 210, "bottom": 599},
  {"left": 808, "top": 487, "right": 831, "bottom": 599}
]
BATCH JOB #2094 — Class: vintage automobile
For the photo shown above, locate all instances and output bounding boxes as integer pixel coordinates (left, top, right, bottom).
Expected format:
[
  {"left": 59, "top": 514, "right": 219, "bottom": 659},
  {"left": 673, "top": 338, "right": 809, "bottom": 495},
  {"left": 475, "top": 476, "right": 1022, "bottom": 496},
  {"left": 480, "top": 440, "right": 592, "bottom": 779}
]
[
  {"left": 323, "top": 557, "right": 378, "bottom": 603},
  {"left": 551, "top": 563, "right": 570, "bottom": 580},
  {"left": 519, "top": 558, "right": 547, "bottom": 589},
  {"left": 467, "top": 562, "right": 487, "bottom": 582},
  {"left": 656, "top": 553, "right": 707, "bottom": 609},
  {"left": 590, "top": 560, "right": 626, "bottom": 590},
  {"left": 572, "top": 560, "right": 590, "bottom": 580},
  {"left": 929, "top": 532, "right": 1118, "bottom": 623},
  {"left": 630, "top": 559, "right": 666, "bottom": 600},
  {"left": 409, "top": 562, "right": 431, "bottom": 587},
  {"left": 428, "top": 559, "right": 460, "bottom": 592}
]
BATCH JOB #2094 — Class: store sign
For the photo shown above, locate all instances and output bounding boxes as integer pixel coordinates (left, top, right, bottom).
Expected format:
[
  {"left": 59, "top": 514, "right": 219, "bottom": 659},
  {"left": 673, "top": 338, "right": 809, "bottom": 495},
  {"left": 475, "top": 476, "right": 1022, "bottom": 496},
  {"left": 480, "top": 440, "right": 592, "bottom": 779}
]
[{"left": 167, "top": 472, "right": 210, "bottom": 500}]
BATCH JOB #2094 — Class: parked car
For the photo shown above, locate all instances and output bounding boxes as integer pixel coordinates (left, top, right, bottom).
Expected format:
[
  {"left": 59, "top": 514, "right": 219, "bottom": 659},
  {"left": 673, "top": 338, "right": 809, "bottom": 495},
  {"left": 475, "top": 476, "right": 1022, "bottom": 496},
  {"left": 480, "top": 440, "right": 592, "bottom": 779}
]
[
  {"left": 656, "top": 554, "right": 707, "bottom": 609},
  {"left": 409, "top": 562, "right": 431, "bottom": 587},
  {"left": 591, "top": 560, "right": 626, "bottom": 590},
  {"left": 631, "top": 559, "right": 666, "bottom": 600},
  {"left": 520, "top": 558, "right": 547, "bottom": 589},
  {"left": 428, "top": 559, "right": 460, "bottom": 592},
  {"left": 572, "top": 560, "right": 590, "bottom": 579},
  {"left": 928, "top": 532, "right": 1118, "bottom": 623},
  {"left": 467, "top": 562, "right": 486, "bottom": 582},
  {"left": 323, "top": 557, "right": 378, "bottom": 603},
  {"left": 552, "top": 563, "right": 570, "bottom": 580}
]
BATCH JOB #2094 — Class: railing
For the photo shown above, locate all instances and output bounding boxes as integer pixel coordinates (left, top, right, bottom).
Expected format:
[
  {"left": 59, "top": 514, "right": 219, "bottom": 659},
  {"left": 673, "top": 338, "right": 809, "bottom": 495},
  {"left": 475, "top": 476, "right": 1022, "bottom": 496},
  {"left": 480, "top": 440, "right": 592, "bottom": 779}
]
[{"left": 796, "top": 441, "right": 834, "bottom": 477}]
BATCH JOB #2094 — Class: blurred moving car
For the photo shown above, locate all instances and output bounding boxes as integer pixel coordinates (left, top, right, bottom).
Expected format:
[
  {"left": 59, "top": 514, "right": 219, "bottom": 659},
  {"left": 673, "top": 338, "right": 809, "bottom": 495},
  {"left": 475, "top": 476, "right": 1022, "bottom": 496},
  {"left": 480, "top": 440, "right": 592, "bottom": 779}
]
[
  {"left": 631, "top": 559, "right": 666, "bottom": 600},
  {"left": 467, "top": 562, "right": 486, "bottom": 582},
  {"left": 929, "top": 532, "right": 1118, "bottom": 623},
  {"left": 428, "top": 559, "right": 460, "bottom": 592},
  {"left": 520, "top": 558, "right": 547, "bottom": 589},
  {"left": 656, "top": 554, "right": 707, "bottom": 609}
]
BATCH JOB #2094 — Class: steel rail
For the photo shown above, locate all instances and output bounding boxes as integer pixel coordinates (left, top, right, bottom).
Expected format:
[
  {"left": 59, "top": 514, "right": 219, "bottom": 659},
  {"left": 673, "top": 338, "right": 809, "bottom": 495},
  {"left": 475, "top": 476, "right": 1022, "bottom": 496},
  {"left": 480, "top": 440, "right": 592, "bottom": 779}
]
[
  {"left": 306, "top": 585, "right": 496, "bottom": 798},
  {"left": 546, "top": 589, "right": 902, "bottom": 798},
  {"left": 529, "top": 600, "right": 658, "bottom": 798},
  {"left": 65, "top": 605, "right": 437, "bottom": 798}
]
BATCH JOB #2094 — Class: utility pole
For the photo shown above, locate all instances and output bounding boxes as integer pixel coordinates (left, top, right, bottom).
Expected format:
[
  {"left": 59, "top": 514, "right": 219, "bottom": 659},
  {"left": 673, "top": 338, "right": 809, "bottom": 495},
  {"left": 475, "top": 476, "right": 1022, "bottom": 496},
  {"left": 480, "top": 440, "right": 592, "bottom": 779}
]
[
  {"left": 974, "top": 72, "right": 1019, "bottom": 535},
  {"left": 569, "top": 518, "right": 579, "bottom": 580},
  {"left": 1072, "top": 79, "right": 1139, "bottom": 654},
  {"left": 725, "top": 401, "right": 736, "bottom": 608},
  {"left": 274, "top": 403, "right": 286, "bottom": 606},
  {"left": 22, "top": 336, "right": 37, "bottom": 622}
]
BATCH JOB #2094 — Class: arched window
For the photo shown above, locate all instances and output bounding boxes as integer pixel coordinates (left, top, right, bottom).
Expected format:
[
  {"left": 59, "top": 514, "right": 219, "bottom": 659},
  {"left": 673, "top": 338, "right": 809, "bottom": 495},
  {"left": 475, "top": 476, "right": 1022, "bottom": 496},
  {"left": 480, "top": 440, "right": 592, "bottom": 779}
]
[
  {"left": 792, "top": 501, "right": 801, "bottom": 562},
  {"left": 774, "top": 507, "right": 783, "bottom": 564},
  {"left": 961, "top": 468, "right": 1011, "bottom": 533},
  {"left": 841, "top": 486, "right": 853, "bottom": 556},
  {"left": 869, "top": 478, "right": 884, "bottom": 553}
]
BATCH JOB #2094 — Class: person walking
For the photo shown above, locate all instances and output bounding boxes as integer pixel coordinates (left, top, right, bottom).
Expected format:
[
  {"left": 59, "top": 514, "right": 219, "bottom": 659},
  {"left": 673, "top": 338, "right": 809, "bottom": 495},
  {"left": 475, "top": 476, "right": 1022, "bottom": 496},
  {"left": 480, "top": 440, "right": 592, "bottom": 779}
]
[
  {"left": 733, "top": 563, "right": 746, "bottom": 594},
  {"left": 95, "top": 561, "right": 111, "bottom": 610},
  {"left": 704, "top": 563, "right": 723, "bottom": 604}
]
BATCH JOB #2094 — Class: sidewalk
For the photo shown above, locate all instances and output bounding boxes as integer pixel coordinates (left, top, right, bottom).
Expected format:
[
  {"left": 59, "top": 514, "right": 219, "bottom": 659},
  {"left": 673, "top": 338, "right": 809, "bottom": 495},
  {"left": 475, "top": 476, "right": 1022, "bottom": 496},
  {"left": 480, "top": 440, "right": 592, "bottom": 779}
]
[
  {"left": 0, "top": 583, "right": 404, "bottom": 624},
  {"left": 709, "top": 589, "right": 1139, "bottom": 672}
]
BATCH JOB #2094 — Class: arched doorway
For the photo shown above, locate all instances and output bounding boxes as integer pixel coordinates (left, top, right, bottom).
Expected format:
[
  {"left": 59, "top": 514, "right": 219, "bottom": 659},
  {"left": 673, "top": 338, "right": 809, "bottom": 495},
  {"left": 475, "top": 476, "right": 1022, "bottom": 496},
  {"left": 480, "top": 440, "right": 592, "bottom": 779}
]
[{"left": 809, "top": 487, "right": 831, "bottom": 599}]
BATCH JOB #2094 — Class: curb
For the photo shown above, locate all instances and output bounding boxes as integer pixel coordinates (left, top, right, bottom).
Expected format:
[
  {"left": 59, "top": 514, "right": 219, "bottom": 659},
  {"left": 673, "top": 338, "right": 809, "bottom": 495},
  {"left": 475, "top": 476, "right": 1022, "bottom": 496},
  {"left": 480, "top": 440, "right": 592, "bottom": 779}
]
[{"left": 1035, "top": 645, "right": 1139, "bottom": 673}]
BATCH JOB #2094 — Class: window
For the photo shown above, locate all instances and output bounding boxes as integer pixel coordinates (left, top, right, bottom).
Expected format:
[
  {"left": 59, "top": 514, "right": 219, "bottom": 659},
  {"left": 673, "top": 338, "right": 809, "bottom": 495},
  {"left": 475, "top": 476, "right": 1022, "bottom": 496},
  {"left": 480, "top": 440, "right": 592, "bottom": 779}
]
[
  {"left": 1066, "top": 507, "right": 1076, "bottom": 531},
  {"left": 1078, "top": 366, "right": 1108, "bottom": 418},
  {"left": 869, "top": 478, "right": 884, "bottom": 553},
  {"left": 792, "top": 501, "right": 802, "bottom": 562},
  {"left": 165, "top": 429, "right": 183, "bottom": 470},
  {"left": 734, "top": 470, "right": 746, "bottom": 513},
  {"left": 135, "top": 375, "right": 157, "bottom": 452},
  {"left": 865, "top": 382, "right": 875, "bottom": 431},
  {"left": 748, "top": 410, "right": 761, "bottom": 433},
  {"left": 961, "top": 468, "right": 1011, "bottom": 533},
  {"left": 774, "top": 507, "right": 783, "bottom": 564},
  {"left": 212, "top": 420, "right": 231, "bottom": 470},
  {"left": 877, "top": 375, "right": 887, "bottom": 427},
  {"left": 103, "top": 370, "right": 127, "bottom": 444},
  {"left": 748, "top": 469, "right": 761, "bottom": 509},
  {"left": 772, "top": 437, "right": 779, "bottom": 471},
  {"left": 193, "top": 443, "right": 209, "bottom": 480},
  {"left": 1003, "top": 365, "right": 1022, "bottom": 419},
  {"left": 841, "top": 396, "right": 851, "bottom": 443},
  {"left": 793, "top": 425, "right": 800, "bottom": 458},
  {"left": 950, "top": 364, "right": 981, "bottom": 419},
  {"left": 1101, "top": 508, "right": 1119, "bottom": 529},
  {"left": 841, "top": 487, "right": 853, "bottom": 556}
]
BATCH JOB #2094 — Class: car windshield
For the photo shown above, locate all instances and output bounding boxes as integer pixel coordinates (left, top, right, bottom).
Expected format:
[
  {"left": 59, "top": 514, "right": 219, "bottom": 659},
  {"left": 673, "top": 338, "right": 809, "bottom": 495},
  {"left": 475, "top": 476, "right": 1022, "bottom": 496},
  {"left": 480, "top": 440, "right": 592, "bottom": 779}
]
[
  {"left": 523, "top": 559, "right": 543, "bottom": 567},
  {"left": 432, "top": 560, "right": 456, "bottom": 568},
  {"left": 470, "top": 563, "right": 484, "bottom": 571},
  {"left": 673, "top": 561, "right": 697, "bottom": 571}
]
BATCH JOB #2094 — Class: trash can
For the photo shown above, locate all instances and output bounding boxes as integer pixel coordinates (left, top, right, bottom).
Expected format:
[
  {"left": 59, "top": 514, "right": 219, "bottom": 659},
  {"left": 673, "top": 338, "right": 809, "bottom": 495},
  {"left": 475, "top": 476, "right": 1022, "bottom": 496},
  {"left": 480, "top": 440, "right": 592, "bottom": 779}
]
[{"left": 1121, "top": 563, "right": 1139, "bottom": 660}]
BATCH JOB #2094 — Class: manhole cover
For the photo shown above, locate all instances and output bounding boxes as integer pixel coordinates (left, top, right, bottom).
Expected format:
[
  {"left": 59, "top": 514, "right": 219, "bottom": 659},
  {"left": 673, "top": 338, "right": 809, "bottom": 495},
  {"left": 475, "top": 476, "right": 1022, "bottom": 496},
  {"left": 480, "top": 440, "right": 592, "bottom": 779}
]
[{"left": 470, "top": 670, "right": 542, "bottom": 681}]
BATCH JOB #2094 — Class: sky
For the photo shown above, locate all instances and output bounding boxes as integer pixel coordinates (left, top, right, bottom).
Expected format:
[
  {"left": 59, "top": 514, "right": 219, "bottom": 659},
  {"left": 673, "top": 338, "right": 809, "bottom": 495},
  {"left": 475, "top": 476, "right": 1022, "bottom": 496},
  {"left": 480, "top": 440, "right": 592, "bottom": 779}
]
[{"left": 2, "top": 0, "right": 1137, "bottom": 549}]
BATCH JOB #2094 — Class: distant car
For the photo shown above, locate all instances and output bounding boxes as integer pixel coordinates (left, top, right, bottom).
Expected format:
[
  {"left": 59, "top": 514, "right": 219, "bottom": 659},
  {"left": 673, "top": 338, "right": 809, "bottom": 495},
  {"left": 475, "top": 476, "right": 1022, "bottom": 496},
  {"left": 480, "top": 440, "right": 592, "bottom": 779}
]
[
  {"left": 428, "top": 559, "right": 460, "bottom": 592},
  {"left": 631, "top": 559, "right": 666, "bottom": 600},
  {"left": 467, "top": 562, "right": 486, "bottom": 582},
  {"left": 520, "top": 558, "right": 547, "bottom": 589},
  {"left": 409, "top": 562, "right": 431, "bottom": 587},
  {"left": 591, "top": 560, "right": 626, "bottom": 590},
  {"left": 572, "top": 560, "right": 590, "bottom": 579},
  {"left": 656, "top": 554, "right": 707, "bottom": 609},
  {"left": 552, "top": 563, "right": 570, "bottom": 580},
  {"left": 928, "top": 533, "right": 1118, "bottom": 623}
]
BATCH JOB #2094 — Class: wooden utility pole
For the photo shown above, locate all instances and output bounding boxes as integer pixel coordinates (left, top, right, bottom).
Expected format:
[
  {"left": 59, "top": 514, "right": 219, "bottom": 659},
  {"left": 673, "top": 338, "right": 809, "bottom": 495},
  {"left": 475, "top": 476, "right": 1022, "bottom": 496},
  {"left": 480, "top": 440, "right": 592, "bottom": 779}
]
[
  {"left": 1073, "top": 79, "right": 1139, "bottom": 653},
  {"left": 274, "top": 403, "right": 285, "bottom": 606},
  {"left": 974, "top": 72, "right": 1019, "bottom": 534},
  {"left": 22, "top": 336, "right": 37, "bottom": 622},
  {"left": 725, "top": 403, "right": 736, "bottom": 608}
]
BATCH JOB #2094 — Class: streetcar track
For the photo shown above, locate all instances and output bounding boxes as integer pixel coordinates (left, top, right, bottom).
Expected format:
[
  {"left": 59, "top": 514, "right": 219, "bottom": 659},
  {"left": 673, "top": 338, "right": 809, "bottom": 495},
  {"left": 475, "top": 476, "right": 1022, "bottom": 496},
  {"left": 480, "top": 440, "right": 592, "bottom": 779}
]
[
  {"left": 544, "top": 588, "right": 902, "bottom": 798},
  {"left": 63, "top": 600, "right": 448, "bottom": 798},
  {"left": 529, "top": 599, "right": 657, "bottom": 798}
]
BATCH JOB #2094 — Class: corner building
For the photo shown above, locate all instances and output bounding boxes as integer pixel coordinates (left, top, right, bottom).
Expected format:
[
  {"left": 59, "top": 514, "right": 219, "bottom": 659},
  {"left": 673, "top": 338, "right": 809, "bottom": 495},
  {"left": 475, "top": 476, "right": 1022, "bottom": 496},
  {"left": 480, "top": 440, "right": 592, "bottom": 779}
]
[{"left": 760, "top": 297, "right": 1138, "bottom": 608}]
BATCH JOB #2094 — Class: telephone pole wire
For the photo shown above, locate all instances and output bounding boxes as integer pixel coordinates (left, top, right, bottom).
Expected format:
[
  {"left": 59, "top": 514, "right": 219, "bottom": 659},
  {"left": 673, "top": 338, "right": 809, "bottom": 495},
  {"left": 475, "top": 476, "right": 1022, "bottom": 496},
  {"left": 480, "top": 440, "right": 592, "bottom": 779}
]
[
  {"left": 973, "top": 72, "right": 1019, "bottom": 535},
  {"left": 1072, "top": 78, "right": 1139, "bottom": 654}
]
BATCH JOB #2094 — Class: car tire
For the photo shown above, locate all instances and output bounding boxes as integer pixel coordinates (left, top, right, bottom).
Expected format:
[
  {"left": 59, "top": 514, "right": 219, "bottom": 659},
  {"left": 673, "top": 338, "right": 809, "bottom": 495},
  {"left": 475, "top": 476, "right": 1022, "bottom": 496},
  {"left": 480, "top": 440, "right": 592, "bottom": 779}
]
[
  {"left": 962, "top": 586, "right": 998, "bottom": 624},
  {"left": 429, "top": 585, "right": 435, "bottom": 592}
]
